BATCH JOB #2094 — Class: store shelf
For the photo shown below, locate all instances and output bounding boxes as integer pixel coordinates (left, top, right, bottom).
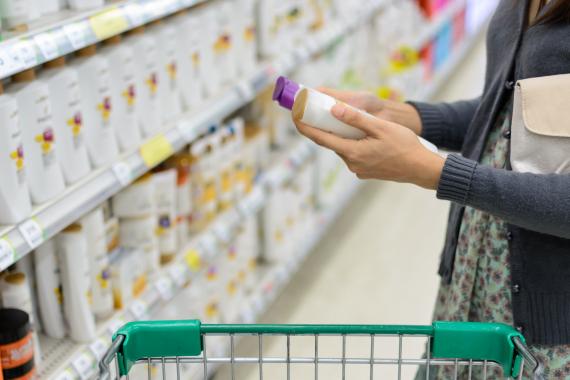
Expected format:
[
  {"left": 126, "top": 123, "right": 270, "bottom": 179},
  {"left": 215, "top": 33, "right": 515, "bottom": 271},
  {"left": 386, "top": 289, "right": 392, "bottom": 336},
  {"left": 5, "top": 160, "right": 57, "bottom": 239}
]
[
  {"left": 0, "top": 0, "right": 212, "bottom": 80},
  {"left": 0, "top": 0, "right": 389, "bottom": 274},
  {"left": 411, "top": 0, "right": 467, "bottom": 51},
  {"left": 39, "top": 138, "right": 316, "bottom": 380}
]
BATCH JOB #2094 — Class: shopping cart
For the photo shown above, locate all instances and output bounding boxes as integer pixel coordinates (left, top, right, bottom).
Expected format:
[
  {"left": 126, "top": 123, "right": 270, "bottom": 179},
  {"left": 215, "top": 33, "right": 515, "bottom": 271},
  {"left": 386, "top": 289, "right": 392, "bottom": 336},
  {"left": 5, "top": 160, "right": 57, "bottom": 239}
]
[{"left": 99, "top": 320, "right": 544, "bottom": 379}]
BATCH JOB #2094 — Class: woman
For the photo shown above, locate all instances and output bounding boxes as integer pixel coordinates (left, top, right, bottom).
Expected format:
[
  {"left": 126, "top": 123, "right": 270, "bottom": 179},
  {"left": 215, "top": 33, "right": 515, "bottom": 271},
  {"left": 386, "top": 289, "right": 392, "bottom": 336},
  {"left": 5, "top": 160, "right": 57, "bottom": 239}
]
[{"left": 294, "top": 0, "right": 570, "bottom": 378}]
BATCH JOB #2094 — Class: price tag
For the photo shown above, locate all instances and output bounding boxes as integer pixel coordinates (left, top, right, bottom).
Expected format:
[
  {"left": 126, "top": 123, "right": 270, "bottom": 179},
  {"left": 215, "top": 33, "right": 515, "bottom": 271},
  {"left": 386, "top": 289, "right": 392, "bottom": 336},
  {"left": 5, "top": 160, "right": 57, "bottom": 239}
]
[
  {"left": 184, "top": 249, "right": 202, "bottom": 272},
  {"left": 168, "top": 264, "right": 187, "bottom": 287},
  {"left": 14, "top": 40, "right": 37, "bottom": 67},
  {"left": 112, "top": 162, "right": 132, "bottom": 186},
  {"left": 129, "top": 299, "right": 148, "bottom": 320},
  {"left": 18, "top": 218, "right": 44, "bottom": 250},
  {"left": 154, "top": 277, "right": 174, "bottom": 300},
  {"left": 177, "top": 120, "right": 198, "bottom": 143},
  {"left": 124, "top": 4, "right": 145, "bottom": 26},
  {"left": 163, "top": 0, "right": 180, "bottom": 14},
  {"left": 89, "top": 337, "right": 109, "bottom": 360},
  {"left": 0, "top": 44, "right": 24, "bottom": 77},
  {"left": 107, "top": 317, "right": 127, "bottom": 335},
  {"left": 212, "top": 222, "right": 231, "bottom": 244},
  {"left": 71, "top": 351, "right": 95, "bottom": 380},
  {"left": 33, "top": 32, "right": 59, "bottom": 61},
  {"left": 89, "top": 7, "right": 129, "bottom": 40},
  {"left": 200, "top": 233, "right": 218, "bottom": 257},
  {"left": 63, "top": 23, "right": 88, "bottom": 50},
  {"left": 53, "top": 368, "right": 76, "bottom": 380},
  {"left": 140, "top": 134, "right": 174, "bottom": 168},
  {"left": 236, "top": 80, "right": 255, "bottom": 101},
  {"left": 0, "top": 239, "right": 15, "bottom": 271}
]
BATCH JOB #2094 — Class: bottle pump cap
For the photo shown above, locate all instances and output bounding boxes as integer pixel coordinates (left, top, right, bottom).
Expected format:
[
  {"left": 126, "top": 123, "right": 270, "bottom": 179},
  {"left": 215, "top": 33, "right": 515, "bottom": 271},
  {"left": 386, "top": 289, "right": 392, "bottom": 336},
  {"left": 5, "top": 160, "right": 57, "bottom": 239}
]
[{"left": 273, "top": 76, "right": 299, "bottom": 110}]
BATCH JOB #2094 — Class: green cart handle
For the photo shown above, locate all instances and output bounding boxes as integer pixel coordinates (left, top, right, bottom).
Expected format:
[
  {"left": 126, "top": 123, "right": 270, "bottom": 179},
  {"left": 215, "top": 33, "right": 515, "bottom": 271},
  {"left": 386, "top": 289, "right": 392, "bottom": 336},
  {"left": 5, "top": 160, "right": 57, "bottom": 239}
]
[{"left": 105, "top": 320, "right": 535, "bottom": 378}]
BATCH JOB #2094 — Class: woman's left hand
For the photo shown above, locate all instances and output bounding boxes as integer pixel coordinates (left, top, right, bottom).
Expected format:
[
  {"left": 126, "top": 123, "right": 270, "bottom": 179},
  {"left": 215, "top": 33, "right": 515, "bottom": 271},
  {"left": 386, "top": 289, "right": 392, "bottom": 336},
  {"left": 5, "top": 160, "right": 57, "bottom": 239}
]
[{"left": 294, "top": 103, "right": 446, "bottom": 190}]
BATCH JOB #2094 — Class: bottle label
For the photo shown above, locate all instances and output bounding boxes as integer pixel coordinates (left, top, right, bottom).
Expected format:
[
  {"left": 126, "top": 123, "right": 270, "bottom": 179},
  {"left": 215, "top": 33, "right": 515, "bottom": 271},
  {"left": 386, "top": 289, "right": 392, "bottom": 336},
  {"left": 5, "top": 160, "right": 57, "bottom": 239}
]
[
  {"left": 35, "top": 92, "right": 57, "bottom": 168},
  {"left": 145, "top": 72, "right": 159, "bottom": 99},
  {"left": 0, "top": 332, "right": 33, "bottom": 370},
  {"left": 67, "top": 78, "right": 84, "bottom": 150}
]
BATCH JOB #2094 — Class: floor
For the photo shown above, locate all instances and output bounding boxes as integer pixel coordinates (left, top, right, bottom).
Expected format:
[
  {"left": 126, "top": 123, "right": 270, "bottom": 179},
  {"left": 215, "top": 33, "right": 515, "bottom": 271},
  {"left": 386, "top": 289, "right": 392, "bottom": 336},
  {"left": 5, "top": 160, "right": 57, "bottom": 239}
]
[{"left": 213, "top": 32, "right": 488, "bottom": 380}]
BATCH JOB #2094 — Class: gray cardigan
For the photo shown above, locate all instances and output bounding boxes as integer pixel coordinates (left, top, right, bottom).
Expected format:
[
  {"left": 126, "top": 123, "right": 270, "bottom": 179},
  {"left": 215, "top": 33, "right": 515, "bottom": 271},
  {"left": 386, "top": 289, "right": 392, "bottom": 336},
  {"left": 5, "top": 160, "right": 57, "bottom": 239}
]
[{"left": 410, "top": 0, "right": 570, "bottom": 345}]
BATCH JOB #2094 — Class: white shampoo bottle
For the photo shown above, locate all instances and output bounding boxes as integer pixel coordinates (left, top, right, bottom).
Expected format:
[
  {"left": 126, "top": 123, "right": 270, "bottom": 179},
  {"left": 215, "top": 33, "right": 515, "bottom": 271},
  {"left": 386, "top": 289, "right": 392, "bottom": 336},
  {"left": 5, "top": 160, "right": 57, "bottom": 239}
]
[
  {"left": 40, "top": 57, "right": 91, "bottom": 184},
  {"left": 72, "top": 45, "right": 120, "bottom": 168},
  {"left": 9, "top": 69, "right": 66, "bottom": 204},
  {"left": 0, "top": 82, "right": 32, "bottom": 224}
]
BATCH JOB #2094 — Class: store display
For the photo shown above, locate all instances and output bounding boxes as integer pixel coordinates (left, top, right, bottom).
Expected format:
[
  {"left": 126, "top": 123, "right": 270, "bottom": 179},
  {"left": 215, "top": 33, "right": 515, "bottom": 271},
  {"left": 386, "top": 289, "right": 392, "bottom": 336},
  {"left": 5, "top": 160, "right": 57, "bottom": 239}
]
[
  {"left": 9, "top": 69, "right": 66, "bottom": 205},
  {"left": 0, "top": 83, "right": 32, "bottom": 224},
  {"left": 72, "top": 45, "right": 119, "bottom": 168},
  {"left": 57, "top": 224, "right": 96, "bottom": 343},
  {"left": 0, "top": 309, "right": 34, "bottom": 380},
  {"left": 0, "top": 0, "right": 491, "bottom": 378},
  {"left": 100, "top": 35, "right": 142, "bottom": 152},
  {"left": 40, "top": 57, "right": 91, "bottom": 185}
]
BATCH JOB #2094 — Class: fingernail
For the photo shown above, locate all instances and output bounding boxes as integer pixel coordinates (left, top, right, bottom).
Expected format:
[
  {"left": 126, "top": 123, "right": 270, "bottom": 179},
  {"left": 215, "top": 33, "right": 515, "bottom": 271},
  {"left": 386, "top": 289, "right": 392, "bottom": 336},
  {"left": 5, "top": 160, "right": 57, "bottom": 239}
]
[{"left": 332, "top": 104, "right": 346, "bottom": 118}]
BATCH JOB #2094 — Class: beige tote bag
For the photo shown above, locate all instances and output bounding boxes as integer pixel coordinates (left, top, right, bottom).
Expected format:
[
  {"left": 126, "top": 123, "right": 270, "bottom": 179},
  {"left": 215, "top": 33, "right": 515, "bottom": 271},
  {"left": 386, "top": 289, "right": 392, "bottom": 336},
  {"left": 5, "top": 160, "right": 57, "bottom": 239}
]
[{"left": 511, "top": 74, "right": 570, "bottom": 174}]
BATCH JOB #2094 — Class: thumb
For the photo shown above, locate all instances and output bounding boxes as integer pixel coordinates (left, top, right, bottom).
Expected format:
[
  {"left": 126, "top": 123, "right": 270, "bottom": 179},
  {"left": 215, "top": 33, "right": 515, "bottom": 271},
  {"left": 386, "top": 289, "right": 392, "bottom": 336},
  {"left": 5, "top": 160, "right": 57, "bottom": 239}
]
[{"left": 331, "top": 103, "right": 386, "bottom": 137}]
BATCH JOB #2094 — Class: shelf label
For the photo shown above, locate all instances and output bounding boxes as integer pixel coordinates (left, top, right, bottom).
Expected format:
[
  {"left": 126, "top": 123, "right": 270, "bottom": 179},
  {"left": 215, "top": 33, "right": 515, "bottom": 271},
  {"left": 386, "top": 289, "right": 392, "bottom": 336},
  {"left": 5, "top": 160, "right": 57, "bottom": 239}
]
[
  {"left": 107, "top": 317, "right": 127, "bottom": 335},
  {"left": 168, "top": 263, "right": 187, "bottom": 287},
  {"left": 53, "top": 368, "right": 76, "bottom": 380},
  {"left": 0, "top": 239, "right": 15, "bottom": 271},
  {"left": 124, "top": 3, "right": 145, "bottom": 26},
  {"left": 140, "top": 134, "right": 174, "bottom": 168},
  {"left": 0, "top": 44, "right": 24, "bottom": 77},
  {"left": 236, "top": 80, "right": 255, "bottom": 101},
  {"left": 155, "top": 277, "right": 174, "bottom": 300},
  {"left": 18, "top": 218, "right": 44, "bottom": 250},
  {"left": 184, "top": 249, "right": 202, "bottom": 272},
  {"left": 71, "top": 351, "right": 95, "bottom": 380},
  {"left": 15, "top": 40, "right": 37, "bottom": 67},
  {"left": 33, "top": 32, "right": 59, "bottom": 61},
  {"left": 90, "top": 7, "right": 129, "bottom": 40},
  {"left": 200, "top": 233, "right": 218, "bottom": 258},
  {"left": 89, "top": 337, "right": 109, "bottom": 360},
  {"left": 129, "top": 299, "right": 148, "bottom": 320},
  {"left": 63, "top": 22, "right": 89, "bottom": 50},
  {"left": 177, "top": 120, "right": 198, "bottom": 143},
  {"left": 212, "top": 223, "right": 231, "bottom": 244},
  {"left": 112, "top": 162, "right": 132, "bottom": 186}
]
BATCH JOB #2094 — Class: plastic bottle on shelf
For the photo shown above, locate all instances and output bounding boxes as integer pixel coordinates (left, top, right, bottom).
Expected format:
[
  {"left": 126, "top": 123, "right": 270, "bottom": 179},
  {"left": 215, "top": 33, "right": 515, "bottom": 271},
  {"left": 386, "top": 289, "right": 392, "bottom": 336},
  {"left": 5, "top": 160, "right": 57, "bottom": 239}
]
[
  {"left": 40, "top": 57, "right": 91, "bottom": 185},
  {"left": 57, "top": 223, "right": 96, "bottom": 343},
  {"left": 72, "top": 45, "right": 120, "bottom": 168},
  {"left": 164, "top": 155, "right": 192, "bottom": 248},
  {"left": 80, "top": 207, "right": 114, "bottom": 320},
  {"left": 100, "top": 35, "right": 142, "bottom": 152},
  {"left": 195, "top": 6, "right": 221, "bottom": 98},
  {"left": 0, "top": 81, "right": 32, "bottom": 225},
  {"left": 33, "top": 240, "right": 66, "bottom": 339},
  {"left": 273, "top": 76, "right": 438, "bottom": 151},
  {"left": 234, "top": 0, "right": 257, "bottom": 76},
  {"left": 66, "top": 0, "right": 104, "bottom": 11},
  {"left": 8, "top": 69, "right": 66, "bottom": 205},
  {"left": 214, "top": 0, "right": 238, "bottom": 86},
  {"left": 153, "top": 169, "right": 178, "bottom": 266},
  {"left": 39, "top": 0, "right": 60, "bottom": 15},
  {"left": 152, "top": 20, "right": 183, "bottom": 124},
  {"left": 0, "top": 0, "right": 40, "bottom": 31},
  {"left": 125, "top": 27, "right": 162, "bottom": 138}
]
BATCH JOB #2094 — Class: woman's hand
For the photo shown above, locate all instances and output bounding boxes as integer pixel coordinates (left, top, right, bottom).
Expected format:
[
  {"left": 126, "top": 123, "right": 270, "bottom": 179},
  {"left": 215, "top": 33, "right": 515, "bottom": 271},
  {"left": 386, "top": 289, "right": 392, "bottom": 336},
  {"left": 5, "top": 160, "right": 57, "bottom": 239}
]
[
  {"left": 294, "top": 103, "right": 444, "bottom": 189},
  {"left": 318, "top": 87, "right": 423, "bottom": 135}
]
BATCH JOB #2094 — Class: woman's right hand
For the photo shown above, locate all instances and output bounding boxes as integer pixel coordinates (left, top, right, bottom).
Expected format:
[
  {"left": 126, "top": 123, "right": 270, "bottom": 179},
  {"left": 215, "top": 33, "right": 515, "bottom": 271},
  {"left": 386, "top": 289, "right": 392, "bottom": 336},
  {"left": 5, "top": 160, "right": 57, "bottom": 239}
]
[{"left": 318, "top": 87, "right": 423, "bottom": 136}]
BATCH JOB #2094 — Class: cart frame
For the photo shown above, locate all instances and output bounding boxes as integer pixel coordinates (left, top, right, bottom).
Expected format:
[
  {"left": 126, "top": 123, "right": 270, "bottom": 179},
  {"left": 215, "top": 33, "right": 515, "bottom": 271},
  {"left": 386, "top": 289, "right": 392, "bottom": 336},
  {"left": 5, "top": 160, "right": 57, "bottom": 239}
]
[{"left": 99, "top": 320, "right": 544, "bottom": 380}]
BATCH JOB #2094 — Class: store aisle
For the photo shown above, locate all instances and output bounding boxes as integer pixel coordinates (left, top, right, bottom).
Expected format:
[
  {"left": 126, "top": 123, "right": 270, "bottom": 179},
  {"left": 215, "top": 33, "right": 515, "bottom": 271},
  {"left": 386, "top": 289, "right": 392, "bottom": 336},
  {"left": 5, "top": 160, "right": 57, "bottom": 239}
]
[{"left": 214, "top": 32, "right": 487, "bottom": 380}]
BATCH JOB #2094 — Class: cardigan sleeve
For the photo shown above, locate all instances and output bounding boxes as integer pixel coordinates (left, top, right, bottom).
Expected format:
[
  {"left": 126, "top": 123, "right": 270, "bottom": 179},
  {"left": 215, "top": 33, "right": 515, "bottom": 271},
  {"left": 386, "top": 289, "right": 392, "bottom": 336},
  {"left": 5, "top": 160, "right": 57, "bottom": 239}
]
[
  {"left": 407, "top": 97, "right": 481, "bottom": 151},
  {"left": 437, "top": 154, "right": 570, "bottom": 239}
]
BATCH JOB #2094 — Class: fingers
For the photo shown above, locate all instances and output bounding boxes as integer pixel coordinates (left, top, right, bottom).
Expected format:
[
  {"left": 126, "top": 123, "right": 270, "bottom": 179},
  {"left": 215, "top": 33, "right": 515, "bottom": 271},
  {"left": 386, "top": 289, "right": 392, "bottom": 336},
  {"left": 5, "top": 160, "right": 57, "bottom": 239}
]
[
  {"left": 331, "top": 103, "right": 386, "bottom": 137},
  {"left": 294, "top": 120, "right": 353, "bottom": 155}
]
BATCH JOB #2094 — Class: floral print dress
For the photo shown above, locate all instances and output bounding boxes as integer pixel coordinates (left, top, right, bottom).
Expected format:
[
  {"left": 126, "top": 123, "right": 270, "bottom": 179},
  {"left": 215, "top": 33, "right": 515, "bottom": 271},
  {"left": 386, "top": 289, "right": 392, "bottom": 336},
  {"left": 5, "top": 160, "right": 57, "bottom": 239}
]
[{"left": 425, "top": 101, "right": 570, "bottom": 379}]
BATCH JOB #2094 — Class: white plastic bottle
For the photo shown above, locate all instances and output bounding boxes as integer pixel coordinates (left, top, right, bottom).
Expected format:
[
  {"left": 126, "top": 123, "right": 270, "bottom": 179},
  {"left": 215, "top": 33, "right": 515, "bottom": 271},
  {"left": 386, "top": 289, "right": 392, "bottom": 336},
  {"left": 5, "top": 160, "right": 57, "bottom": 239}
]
[
  {"left": 100, "top": 35, "right": 142, "bottom": 152},
  {"left": 72, "top": 45, "right": 120, "bottom": 168},
  {"left": 125, "top": 27, "right": 162, "bottom": 137},
  {"left": 57, "top": 223, "right": 97, "bottom": 343},
  {"left": 9, "top": 69, "right": 66, "bottom": 204},
  {"left": 40, "top": 57, "right": 91, "bottom": 185},
  {"left": 0, "top": 82, "right": 32, "bottom": 224},
  {"left": 0, "top": 0, "right": 40, "bottom": 30},
  {"left": 39, "top": 0, "right": 60, "bottom": 14},
  {"left": 80, "top": 207, "right": 114, "bottom": 319},
  {"left": 34, "top": 240, "right": 66, "bottom": 339},
  {"left": 152, "top": 21, "right": 183, "bottom": 124},
  {"left": 273, "top": 76, "right": 438, "bottom": 151},
  {"left": 195, "top": 6, "right": 220, "bottom": 98},
  {"left": 67, "top": 0, "right": 104, "bottom": 10},
  {"left": 153, "top": 169, "right": 177, "bottom": 265}
]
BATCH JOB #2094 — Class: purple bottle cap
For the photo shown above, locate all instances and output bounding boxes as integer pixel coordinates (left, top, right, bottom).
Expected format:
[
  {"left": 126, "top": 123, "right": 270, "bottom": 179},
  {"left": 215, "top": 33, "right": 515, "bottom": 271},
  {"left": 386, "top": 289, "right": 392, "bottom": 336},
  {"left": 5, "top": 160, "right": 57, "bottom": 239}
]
[{"left": 273, "top": 76, "right": 300, "bottom": 110}]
